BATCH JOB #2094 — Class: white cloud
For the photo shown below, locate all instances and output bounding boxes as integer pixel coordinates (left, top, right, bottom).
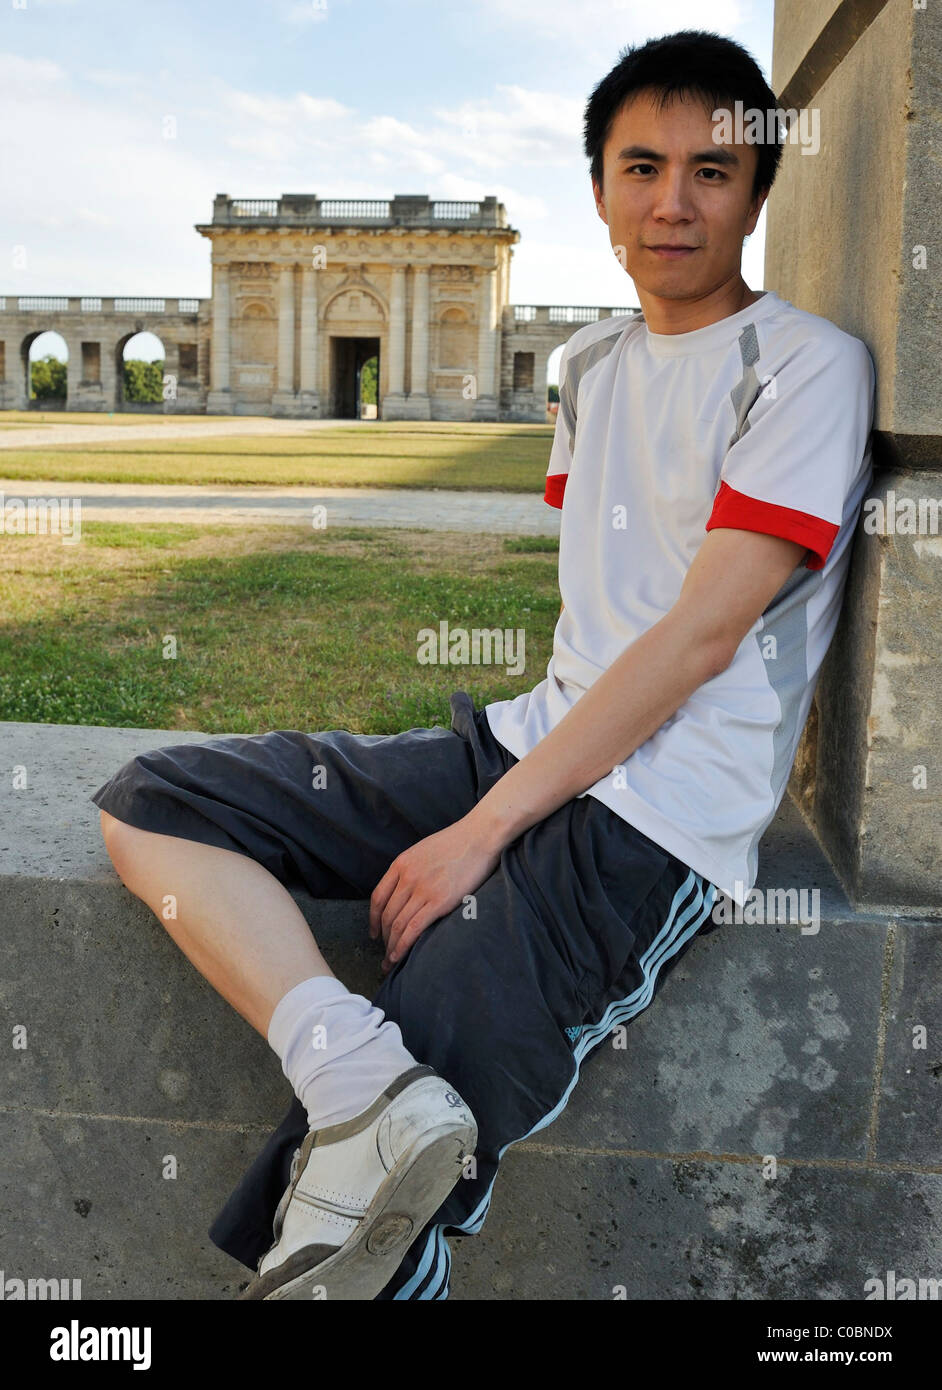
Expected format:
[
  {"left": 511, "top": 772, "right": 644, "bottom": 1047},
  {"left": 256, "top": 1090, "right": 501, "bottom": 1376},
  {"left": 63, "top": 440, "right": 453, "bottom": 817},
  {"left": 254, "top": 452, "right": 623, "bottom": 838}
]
[
  {"left": 0, "top": 52, "right": 214, "bottom": 294},
  {"left": 283, "top": 0, "right": 330, "bottom": 24},
  {"left": 83, "top": 68, "right": 141, "bottom": 89},
  {"left": 434, "top": 86, "right": 584, "bottom": 169},
  {"left": 213, "top": 80, "right": 586, "bottom": 183},
  {"left": 0, "top": 16, "right": 766, "bottom": 306},
  {"left": 0, "top": 51, "right": 65, "bottom": 88},
  {"left": 224, "top": 89, "right": 352, "bottom": 126},
  {"left": 76, "top": 207, "right": 113, "bottom": 227}
]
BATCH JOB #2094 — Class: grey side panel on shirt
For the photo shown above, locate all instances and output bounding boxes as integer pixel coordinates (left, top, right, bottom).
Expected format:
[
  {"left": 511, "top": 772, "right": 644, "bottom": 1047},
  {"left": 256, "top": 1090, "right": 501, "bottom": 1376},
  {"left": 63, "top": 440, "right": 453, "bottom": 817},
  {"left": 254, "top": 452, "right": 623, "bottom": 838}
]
[
  {"left": 727, "top": 321, "right": 762, "bottom": 450},
  {"left": 728, "top": 316, "right": 823, "bottom": 883},
  {"left": 559, "top": 326, "right": 626, "bottom": 456},
  {"left": 745, "top": 561, "right": 823, "bottom": 883}
]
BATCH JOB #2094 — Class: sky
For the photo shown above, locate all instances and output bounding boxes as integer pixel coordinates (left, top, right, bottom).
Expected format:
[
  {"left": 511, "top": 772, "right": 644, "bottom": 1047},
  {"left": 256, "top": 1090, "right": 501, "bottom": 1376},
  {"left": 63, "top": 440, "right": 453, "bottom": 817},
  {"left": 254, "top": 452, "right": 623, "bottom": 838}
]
[{"left": 2, "top": 0, "right": 775, "bottom": 366}]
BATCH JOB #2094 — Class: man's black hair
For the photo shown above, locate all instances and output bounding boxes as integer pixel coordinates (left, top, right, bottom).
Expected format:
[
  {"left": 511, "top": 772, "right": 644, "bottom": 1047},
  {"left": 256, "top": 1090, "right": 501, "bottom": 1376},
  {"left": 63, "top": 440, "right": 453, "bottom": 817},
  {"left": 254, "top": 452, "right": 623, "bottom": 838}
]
[{"left": 584, "top": 30, "right": 784, "bottom": 200}]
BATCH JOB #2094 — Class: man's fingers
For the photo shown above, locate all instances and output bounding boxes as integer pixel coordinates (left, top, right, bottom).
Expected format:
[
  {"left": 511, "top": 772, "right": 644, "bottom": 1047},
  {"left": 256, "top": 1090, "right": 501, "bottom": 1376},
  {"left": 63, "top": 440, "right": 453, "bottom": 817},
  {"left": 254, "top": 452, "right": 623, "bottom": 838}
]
[
  {"left": 379, "top": 874, "right": 422, "bottom": 946},
  {"left": 386, "top": 898, "right": 435, "bottom": 962},
  {"left": 368, "top": 868, "right": 395, "bottom": 938},
  {"left": 369, "top": 857, "right": 407, "bottom": 938},
  {"left": 387, "top": 906, "right": 437, "bottom": 964}
]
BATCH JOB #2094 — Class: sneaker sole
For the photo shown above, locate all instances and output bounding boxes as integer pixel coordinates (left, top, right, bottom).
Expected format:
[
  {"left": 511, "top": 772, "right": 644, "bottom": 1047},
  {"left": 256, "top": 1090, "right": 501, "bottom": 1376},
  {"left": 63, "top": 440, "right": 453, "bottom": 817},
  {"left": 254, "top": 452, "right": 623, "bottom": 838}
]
[{"left": 240, "top": 1116, "right": 476, "bottom": 1301}]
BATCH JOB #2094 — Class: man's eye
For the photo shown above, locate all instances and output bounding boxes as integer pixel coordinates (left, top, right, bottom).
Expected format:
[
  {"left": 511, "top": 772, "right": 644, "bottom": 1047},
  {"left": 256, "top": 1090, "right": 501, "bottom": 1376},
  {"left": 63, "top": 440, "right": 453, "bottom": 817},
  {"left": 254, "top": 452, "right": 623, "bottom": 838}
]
[
  {"left": 627, "top": 163, "right": 656, "bottom": 175},
  {"left": 697, "top": 168, "right": 726, "bottom": 180}
]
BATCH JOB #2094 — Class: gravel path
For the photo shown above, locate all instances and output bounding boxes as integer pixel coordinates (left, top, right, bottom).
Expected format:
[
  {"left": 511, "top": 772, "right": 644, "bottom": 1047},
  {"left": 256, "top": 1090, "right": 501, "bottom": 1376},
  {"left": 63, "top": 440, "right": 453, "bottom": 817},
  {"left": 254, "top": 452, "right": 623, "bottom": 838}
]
[{"left": 0, "top": 478, "right": 559, "bottom": 534}]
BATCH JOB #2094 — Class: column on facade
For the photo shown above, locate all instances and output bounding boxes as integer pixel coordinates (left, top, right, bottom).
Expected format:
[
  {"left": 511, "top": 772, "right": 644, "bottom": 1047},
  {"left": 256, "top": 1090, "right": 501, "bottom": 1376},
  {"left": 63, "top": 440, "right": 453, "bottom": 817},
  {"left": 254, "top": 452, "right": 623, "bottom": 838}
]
[
  {"left": 210, "top": 262, "right": 230, "bottom": 392},
  {"left": 276, "top": 263, "right": 296, "bottom": 397},
  {"left": 162, "top": 339, "right": 181, "bottom": 410},
  {"left": 409, "top": 265, "right": 430, "bottom": 398},
  {"left": 474, "top": 267, "right": 498, "bottom": 409},
  {"left": 387, "top": 265, "right": 406, "bottom": 397},
  {"left": 299, "top": 263, "right": 318, "bottom": 399},
  {"left": 63, "top": 335, "right": 82, "bottom": 412}
]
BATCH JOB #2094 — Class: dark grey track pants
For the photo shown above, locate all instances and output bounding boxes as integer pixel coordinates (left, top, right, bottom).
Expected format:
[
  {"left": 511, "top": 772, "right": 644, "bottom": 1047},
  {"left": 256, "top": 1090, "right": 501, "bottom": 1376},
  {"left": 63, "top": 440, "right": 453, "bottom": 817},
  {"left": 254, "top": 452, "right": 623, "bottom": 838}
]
[{"left": 91, "top": 690, "right": 720, "bottom": 1299}]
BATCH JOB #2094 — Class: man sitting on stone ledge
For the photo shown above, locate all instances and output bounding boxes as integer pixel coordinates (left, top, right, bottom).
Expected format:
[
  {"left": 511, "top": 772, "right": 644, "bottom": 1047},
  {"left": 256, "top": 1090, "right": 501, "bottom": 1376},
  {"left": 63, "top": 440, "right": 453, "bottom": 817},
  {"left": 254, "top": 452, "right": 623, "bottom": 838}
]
[{"left": 93, "top": 29, "right": 874, "bottom": 1300}]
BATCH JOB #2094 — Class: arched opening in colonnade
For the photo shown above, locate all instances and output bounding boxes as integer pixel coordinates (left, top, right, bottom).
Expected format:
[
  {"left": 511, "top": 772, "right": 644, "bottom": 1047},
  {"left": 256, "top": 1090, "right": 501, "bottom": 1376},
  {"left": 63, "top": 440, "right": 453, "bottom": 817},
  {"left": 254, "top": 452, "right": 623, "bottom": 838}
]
[
  {"left": 324, "top": 285, "right": 386, "bottom": 420},
  {"left": 331, "top": 338, "right": 380, "bottom": 419},
  {"left": 23, "top": 330, "right": 68, "bottom": 409},
  {"left": 117, "top": 331, "right": 166, "bottom": 411}
]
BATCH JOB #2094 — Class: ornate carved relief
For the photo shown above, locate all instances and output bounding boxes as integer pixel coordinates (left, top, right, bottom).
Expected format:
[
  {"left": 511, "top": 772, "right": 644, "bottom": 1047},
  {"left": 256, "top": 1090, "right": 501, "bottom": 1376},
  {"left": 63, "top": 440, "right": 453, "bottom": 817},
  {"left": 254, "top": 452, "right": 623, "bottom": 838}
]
[
  {"left": 324, "top": 287, "right": 384, "bottom": 322},
  {"left": 229, "top": 262, "right": 273, "bottom": 278}
]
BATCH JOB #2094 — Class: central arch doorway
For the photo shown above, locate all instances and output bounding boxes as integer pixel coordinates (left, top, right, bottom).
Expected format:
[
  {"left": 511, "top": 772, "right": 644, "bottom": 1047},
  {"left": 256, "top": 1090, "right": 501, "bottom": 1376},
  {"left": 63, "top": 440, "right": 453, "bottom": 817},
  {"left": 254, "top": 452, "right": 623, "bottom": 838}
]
[{"left": 330, "top": 337, "right": 380, "bottom": 419}]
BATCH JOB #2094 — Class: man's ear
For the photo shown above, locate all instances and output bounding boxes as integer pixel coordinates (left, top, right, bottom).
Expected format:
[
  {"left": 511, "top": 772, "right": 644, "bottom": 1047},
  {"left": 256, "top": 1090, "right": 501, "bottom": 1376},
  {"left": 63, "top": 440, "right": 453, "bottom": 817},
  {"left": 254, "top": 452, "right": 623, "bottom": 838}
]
[
  {"left": 745, "top": 186, "right": 770, "bottom": 236},
  {"left": 592, "top": 176, "right": 609, "bottom": 227}
]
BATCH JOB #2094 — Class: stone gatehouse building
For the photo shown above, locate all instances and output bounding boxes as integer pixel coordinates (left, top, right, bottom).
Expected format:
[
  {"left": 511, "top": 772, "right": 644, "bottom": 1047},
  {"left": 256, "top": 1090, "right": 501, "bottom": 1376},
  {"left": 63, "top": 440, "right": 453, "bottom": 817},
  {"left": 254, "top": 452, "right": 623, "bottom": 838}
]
[{"left": 0, "top": 193, "right": 635, "bottom": 422}]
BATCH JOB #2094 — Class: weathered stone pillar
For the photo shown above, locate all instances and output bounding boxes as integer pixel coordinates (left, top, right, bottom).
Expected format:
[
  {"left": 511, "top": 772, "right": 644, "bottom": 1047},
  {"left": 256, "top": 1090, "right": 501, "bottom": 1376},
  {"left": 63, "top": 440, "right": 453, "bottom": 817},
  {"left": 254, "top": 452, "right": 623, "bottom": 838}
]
[
  {"left": 299, "top": 263, "right": 320, "bottom": 414},
  {"left": 100, "top": 327, "right": 119, "bottom": 413},
  {"left": 206, "top": 261, "right": 233, "bottom": 413},
  {"left": 64, "top": 336, "right": 82, "bottom": 412},
  {"left": 207, "top": 261, "right": 232, "bottom": 408},
  {"left": 767, "top": 0, "right": 941, "bottom": 910},
  {"left": 272, "top": 262, "right": 296, "bottom": 414},
  {"left": 162, "top": 340, "right": 181, "bottom": 413},
  {"left": 382, "top": 264, "right": 407, "bottom": 417},
  {"left": 406, "top": 265, "right": 431, "bottom": 420},
  {"left": 472, "top": 267, "right": 498, "bottom": 420},
  {"left": 0, "top": 338, "right": 16, "bottom": 409}
]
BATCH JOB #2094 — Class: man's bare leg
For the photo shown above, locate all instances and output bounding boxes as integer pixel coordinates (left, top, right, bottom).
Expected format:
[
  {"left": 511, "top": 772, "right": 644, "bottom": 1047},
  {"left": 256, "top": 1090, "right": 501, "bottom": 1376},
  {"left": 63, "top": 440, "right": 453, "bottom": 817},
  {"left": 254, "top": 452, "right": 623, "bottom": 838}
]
[
  {"left": 99, "top": 808, "right": 334, "bottom": 1037},
  {"left": 98, "top": 806, "right": 477, "bottom": 1301}
]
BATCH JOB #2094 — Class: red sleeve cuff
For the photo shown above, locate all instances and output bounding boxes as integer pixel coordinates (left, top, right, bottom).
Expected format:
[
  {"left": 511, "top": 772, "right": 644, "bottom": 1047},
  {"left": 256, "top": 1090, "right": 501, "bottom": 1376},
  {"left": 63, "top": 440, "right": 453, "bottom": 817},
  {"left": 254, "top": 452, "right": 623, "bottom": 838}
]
[
  {"left": 544, "top": 473, "right": 567, "bottom": 508},
  {"left": 705, "top": 480, "right": 838, "bottom": 571}
]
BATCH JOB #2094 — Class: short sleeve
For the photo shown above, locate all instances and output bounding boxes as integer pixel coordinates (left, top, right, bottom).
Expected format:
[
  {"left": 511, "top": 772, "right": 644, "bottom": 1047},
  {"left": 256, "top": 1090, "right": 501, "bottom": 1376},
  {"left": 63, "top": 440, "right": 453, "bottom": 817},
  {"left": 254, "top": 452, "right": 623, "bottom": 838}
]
[
  {"left": 705, "top": 333, "right": 875, "bottom": 570},
  {"left": 544, "top": 336, "right": 578, "bottom": 509}
]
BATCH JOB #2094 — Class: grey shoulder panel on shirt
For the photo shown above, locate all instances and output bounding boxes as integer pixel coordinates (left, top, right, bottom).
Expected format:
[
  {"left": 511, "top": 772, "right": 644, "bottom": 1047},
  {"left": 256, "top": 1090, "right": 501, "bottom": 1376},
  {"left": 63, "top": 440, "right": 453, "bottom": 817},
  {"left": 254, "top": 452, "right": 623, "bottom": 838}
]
[
  {"left": 727, "top": 321, "right": 762, "bottom": 451},
  {"left": 559, "top": 322, "right": 630, "bottom": 455},
  {"left": 744, "top": 560, "right": 824, "bottom": 879}
]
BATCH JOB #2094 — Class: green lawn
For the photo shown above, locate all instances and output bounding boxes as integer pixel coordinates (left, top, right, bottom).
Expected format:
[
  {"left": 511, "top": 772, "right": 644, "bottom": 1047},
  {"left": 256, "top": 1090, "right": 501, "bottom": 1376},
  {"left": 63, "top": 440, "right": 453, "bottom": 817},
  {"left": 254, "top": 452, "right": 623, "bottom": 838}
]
[
  {"left": 0, "top": 416, "right": 555, "bottom": 491},
  {"left": 0, "top": 521, "right": 561, "bottom": 732}
]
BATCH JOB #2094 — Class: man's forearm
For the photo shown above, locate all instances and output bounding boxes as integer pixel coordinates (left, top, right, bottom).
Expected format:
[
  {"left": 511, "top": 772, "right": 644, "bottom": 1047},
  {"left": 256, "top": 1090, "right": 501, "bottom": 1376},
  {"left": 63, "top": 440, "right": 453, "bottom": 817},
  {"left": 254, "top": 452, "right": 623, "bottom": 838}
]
[{"left": 467, "top": 609, "right": 731, "bottom": 853}]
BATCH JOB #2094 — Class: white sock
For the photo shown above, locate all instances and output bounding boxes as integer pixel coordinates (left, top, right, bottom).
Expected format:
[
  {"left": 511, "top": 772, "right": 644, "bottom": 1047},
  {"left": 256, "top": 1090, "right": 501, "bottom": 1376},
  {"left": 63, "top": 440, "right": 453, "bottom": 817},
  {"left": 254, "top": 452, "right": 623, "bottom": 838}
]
[{"left": 267, "top": 975, "right": 421, "bottom": 1131}]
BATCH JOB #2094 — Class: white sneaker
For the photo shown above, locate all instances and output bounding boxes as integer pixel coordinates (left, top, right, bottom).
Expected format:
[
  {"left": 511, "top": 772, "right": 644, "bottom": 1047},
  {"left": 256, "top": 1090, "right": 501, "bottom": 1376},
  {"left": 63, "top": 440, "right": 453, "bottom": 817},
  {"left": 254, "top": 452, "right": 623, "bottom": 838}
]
[{"left": 239, "top": 1064, "right": 477, "bottom": 1301}]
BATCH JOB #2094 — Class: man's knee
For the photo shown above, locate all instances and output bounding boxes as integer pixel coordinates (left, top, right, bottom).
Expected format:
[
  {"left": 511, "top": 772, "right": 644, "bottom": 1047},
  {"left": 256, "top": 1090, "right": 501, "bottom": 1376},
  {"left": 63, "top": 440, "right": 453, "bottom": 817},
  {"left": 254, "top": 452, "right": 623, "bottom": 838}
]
[
  {"left": 99, "top": 808, "right": 154, "bottom": 887},
  {"left": 100, "top": 806, "right": 128, "bottom": 852}
]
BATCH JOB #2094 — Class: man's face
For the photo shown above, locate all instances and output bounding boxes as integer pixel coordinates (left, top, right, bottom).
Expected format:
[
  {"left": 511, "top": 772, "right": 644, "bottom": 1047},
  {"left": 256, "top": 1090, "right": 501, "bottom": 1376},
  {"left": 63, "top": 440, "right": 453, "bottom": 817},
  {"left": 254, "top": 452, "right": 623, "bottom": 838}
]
[{"left": 592, "top": 87, "right": 767, "bottom": 303}]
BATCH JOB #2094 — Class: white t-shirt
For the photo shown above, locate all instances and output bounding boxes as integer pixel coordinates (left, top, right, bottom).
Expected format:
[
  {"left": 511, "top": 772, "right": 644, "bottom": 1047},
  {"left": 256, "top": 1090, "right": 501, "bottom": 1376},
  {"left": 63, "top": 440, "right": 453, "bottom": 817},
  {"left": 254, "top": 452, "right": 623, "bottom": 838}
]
[{"left": 484, "top": 290, "right": 875, "bottom": 906}]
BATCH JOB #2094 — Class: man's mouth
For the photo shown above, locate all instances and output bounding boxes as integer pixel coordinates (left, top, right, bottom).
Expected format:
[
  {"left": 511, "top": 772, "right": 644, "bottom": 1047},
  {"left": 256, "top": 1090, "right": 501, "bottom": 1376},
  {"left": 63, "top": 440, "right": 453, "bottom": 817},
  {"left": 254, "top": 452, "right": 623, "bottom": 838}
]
[{"left": 645, "top": 244, "right": 699, "bottom": 259}]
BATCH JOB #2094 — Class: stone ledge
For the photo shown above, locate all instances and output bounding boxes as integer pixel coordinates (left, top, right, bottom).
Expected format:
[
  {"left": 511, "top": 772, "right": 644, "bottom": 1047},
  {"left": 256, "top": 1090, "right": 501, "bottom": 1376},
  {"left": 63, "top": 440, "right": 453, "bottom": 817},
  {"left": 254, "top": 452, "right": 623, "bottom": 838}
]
[{"left": 3, "top": 718, "right": 936, "bottom": 1299}]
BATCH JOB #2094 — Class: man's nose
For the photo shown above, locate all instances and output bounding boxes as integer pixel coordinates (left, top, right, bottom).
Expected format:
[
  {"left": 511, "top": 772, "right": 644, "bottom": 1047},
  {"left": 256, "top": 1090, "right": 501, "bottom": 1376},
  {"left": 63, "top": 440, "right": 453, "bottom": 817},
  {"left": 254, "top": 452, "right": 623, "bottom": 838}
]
[{"left": 650, "top": 174, "right": 696, "bottom": 221}]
